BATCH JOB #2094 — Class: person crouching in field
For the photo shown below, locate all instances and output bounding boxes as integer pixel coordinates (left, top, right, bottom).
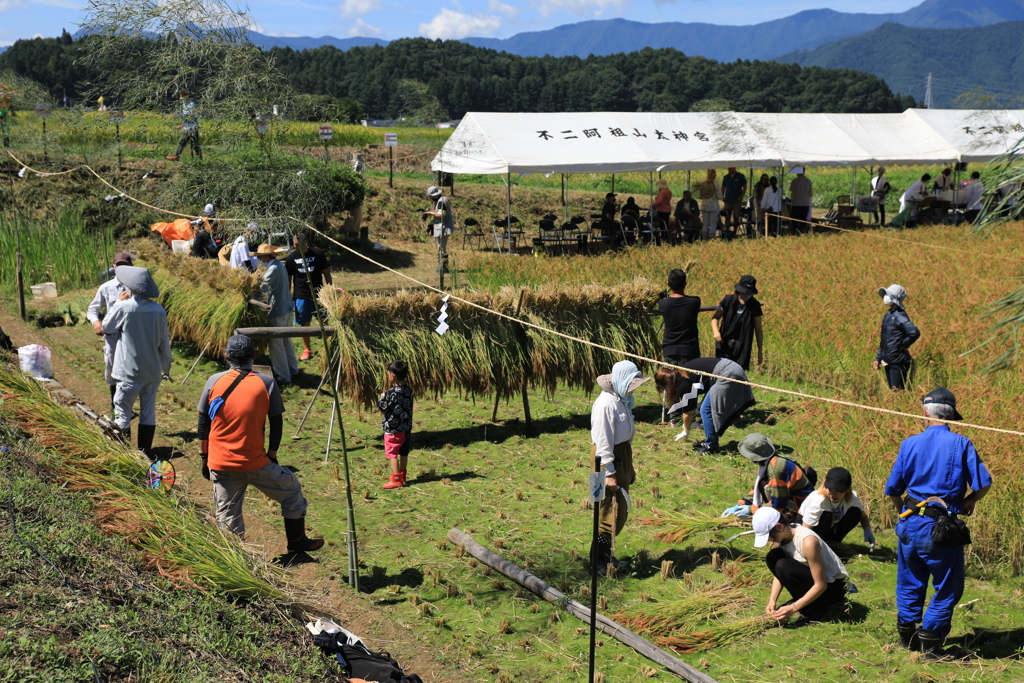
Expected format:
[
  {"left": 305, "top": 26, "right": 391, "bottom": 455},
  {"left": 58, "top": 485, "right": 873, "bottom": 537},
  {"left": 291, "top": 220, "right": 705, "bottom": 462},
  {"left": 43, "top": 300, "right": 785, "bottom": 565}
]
[
  {"left": 102, "top": 265, "right": 171, "bottom": 461},
  {"left": 198, "top": 334, "right": 323, "bottom": 554},
  {"left": 753, "top": 506, "right": 850, "bottom": 627},
  {"left": 800, "top": 467, "right": 875, "bottom": 550},
  {"left": 659, "top": 357, "right": 755, "bottom": 454},
  {"left": 378, "top": 360, "right": 414, "bottom": 489}
]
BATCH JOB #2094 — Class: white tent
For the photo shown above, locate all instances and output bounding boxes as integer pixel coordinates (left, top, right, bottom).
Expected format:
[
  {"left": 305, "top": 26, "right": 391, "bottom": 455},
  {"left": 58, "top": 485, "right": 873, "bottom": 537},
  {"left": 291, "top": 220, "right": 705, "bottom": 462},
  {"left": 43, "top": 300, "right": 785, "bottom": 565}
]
[{"left": 431, "top": 109, "right": 1024, "bottom": 175}]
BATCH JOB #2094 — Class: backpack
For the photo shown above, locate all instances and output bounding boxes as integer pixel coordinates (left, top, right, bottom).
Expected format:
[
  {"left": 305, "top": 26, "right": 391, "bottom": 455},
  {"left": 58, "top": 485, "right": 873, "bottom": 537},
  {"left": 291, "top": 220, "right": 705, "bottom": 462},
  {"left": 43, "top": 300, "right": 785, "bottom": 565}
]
[{"left": 311, "top": 630, "right": 422, "bottom": 683}]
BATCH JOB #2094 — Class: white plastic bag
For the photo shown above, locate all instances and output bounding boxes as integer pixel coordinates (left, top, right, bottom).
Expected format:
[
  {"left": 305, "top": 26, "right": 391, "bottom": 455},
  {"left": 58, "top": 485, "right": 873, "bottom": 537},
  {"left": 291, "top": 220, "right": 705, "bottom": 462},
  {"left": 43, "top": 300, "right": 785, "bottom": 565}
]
[{"left": 18, "top": 344, "right": 53, "bottom": 379}]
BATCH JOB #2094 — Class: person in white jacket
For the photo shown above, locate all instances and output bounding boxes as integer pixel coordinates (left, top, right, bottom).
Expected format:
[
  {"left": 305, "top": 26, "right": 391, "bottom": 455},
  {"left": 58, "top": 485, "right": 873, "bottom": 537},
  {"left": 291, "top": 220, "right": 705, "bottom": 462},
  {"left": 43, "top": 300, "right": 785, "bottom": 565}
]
[
  {"left": 759, "top": 176, "right": 783, "bottom": 236},
  {"left": 86, "top": 251, "right": 134, "bottom": 412},
  {"left": 590, "top": 360, "right": 649, "bottom": 576}
]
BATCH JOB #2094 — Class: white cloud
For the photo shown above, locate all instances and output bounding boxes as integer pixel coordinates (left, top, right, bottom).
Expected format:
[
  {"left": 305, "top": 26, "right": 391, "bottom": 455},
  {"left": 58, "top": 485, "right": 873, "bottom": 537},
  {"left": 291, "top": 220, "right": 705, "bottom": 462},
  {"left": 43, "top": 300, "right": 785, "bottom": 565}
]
[
  {"left": 418, "top": 8, "right": 501, "bottom": 40},
  {"left": 348, "top": 17, "right": 382, "bottom": 36},
  {"left": 530, "top": 0, "right": 627, "bottom": 19},
  {"left": 487, "top": 0, "right": 518, "bottom": 18},
  {"left": 340, "top": 0, "right": 380, "bottom": 16},
  {"left": 0, "top": 0, "right": 27, "bottom": 12}
]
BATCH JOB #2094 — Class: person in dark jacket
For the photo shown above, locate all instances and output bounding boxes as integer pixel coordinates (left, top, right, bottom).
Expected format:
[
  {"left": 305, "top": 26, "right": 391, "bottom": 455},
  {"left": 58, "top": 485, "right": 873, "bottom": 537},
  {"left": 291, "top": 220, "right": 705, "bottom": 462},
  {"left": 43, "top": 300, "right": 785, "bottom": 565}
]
[
  {"left": 873, "top": 284, "right": 920, "bottom": 391},
  {"left": 711, "top": 275, "right": 764, "bottom": 371}
]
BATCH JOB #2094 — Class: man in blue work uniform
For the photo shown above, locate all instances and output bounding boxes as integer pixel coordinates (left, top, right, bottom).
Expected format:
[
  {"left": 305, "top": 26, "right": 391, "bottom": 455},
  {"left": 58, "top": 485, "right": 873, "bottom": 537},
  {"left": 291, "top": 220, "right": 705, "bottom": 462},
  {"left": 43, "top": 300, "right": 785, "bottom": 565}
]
[{"left": 885, "top": 388, "right": 991, "bottom": 659}]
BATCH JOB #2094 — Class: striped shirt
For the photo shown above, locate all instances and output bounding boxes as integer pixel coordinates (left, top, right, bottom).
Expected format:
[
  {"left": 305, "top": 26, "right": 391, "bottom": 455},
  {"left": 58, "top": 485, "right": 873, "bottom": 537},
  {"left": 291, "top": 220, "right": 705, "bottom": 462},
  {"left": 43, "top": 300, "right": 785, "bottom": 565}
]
[{"left": 752, "top": 456, "right": 813, "bottom": 513}]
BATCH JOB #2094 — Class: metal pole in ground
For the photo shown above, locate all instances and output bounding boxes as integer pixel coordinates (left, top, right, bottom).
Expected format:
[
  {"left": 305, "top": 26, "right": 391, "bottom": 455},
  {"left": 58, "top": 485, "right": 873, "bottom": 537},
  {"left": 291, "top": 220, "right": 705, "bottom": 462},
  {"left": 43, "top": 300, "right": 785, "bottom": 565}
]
[
  {"left": 180, "top": 343, "right": 210, "bottom": 385},
  {"left": 588, "top": 455, "right": 604, "bottom": 683},
  {"left": 292, "top": 346, "right": 340, "bottom": 439}
]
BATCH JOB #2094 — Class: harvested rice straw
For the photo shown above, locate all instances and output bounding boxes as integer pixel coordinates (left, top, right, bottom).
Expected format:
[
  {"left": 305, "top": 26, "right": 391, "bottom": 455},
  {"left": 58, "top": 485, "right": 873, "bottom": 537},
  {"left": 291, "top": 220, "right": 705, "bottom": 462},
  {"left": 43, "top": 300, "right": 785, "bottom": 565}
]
[
  {"left": 637, "top": 511, "right": 748, "bottom": 544},
  {"left": 655, "top": 615, "right": 777, "bottom": 654},
  {"left": 130, "top": 240, "right": 265, "bottom": 358},
  {"left": 318, "top": 279, "right": 661, "bottom": 407},
  {"left": 613, "top": 581, "right": 755, "bottom": 637}
]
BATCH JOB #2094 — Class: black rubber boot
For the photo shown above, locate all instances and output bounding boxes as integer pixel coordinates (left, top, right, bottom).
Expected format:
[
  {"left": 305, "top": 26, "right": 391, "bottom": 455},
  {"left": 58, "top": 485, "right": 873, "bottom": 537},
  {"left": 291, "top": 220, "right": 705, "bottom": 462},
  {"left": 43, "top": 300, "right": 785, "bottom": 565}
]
[
  {"left": 591, "top": 533, "right": 615, "bottom": 577},
  {"left": 137, "top": 424, "right": 157, "bottom": 462},
  {"left": 284, "top": 516, "right": 324, "bottom": 553},
  {"left": 897, "top": 621, "right": 920, "bottom": 650},
  {"left": 109, "top": 384, "right": 117, "bottom": 414},
  {"left": 919, "top": 628, "right": 960, "bottom": 661}
]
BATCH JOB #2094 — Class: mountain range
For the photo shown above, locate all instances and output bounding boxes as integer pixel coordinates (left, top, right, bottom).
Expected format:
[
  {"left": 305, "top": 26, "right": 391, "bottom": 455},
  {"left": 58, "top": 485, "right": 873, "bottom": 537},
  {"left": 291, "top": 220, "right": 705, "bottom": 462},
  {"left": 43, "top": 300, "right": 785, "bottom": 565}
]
[
  {"left": 778, "top": 21, "right": 1024, "bottom": 108},
  {"left": 245, "top": 0, "right": 1024, "bottom": 64}
]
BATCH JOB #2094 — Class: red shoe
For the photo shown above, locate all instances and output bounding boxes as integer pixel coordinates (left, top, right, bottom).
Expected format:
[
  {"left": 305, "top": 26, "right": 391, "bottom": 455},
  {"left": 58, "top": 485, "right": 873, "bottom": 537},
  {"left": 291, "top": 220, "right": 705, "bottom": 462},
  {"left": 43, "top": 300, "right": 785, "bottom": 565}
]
[
  {"left": 165, "top": 155, "right": 179, "bottom": 161},
  {"left": 300, "top": 349, "right": 313, "bottom": 361},
  {"left": 382, "top": 470, "right": 406, "bottom": 489}
]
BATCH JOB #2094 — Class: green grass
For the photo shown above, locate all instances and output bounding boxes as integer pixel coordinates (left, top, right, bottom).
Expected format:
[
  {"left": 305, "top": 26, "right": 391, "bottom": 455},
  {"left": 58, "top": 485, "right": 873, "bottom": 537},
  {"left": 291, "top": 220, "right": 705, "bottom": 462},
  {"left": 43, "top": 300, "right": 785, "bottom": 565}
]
[
  {"left": 0, "top": 423, "right": 346, "bottom": 683},
  {"left": 0, "top": 211, "right": 114, "bottom": 294}
]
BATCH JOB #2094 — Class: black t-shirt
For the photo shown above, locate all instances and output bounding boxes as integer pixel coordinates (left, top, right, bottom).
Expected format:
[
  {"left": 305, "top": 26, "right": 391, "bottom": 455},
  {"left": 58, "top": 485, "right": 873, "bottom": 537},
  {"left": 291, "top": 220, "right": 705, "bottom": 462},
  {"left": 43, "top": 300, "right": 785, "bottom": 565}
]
[
  {"left": 601, "top": 201, "right": 617, "bottom": 222},
  {"left": 285, "top": 248, "right": 331, "bottom": 301},
  {"left": 713, "top": 294, "right": 763, "bottom": 370},
  {"left": 659, "top": 295, "right": 702, "bottom": 360}
]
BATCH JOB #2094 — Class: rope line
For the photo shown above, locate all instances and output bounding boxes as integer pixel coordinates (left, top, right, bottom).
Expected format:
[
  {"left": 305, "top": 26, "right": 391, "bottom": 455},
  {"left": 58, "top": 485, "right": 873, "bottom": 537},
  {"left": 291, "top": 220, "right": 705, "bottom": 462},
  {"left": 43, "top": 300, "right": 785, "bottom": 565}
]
[
  {"left": 6, "top": 147, "right": 1022, "bottom": 435},
  {"left": 764, "top": 212, "right": 1021, "bottom": 262},
  {"left": 292, "top": 216, "right": 1024, "bottom": 438}
]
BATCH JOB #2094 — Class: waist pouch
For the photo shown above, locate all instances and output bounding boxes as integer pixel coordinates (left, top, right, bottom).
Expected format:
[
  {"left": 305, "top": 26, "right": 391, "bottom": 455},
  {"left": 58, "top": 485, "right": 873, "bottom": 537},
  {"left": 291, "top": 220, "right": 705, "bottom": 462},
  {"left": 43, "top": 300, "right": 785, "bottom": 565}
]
[{"left": 906, "top": 497, "right": 972, "bottom": 547}]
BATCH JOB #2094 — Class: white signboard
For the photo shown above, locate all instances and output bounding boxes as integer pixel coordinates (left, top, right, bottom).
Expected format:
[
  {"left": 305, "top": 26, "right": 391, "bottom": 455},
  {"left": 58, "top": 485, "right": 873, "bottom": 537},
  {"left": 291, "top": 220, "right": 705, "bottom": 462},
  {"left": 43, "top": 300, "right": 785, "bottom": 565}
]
[
  {"left": 319, "top": 125, "right": 333, "bottom": 140},
  {"left": 255, "top": 116, "right": 269, "bottom": 135},
  {"left": 384, "top": 132, "right": 398, "bottom": 147},
  {"left": 35, "top": 103, "right": 51, "bottom": 119}
]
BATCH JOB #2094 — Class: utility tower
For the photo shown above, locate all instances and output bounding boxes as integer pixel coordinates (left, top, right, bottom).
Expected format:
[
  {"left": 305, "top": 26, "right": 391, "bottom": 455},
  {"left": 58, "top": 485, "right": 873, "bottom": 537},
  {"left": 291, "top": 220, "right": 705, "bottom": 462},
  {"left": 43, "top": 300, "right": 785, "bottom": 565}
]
[{"left": 924, "top": 73, "right": 934, "bottom": 109}]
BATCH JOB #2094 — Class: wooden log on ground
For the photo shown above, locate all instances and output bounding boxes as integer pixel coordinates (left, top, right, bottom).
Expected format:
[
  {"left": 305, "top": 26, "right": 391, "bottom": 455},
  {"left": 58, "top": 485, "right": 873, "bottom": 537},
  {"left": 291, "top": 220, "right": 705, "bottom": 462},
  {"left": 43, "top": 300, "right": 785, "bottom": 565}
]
[
  {"left": 446, "top": 528, "right": 718, "bottom": 683},
  {"left": 234, "top": 326, "right": 337, "bottom": 339}
]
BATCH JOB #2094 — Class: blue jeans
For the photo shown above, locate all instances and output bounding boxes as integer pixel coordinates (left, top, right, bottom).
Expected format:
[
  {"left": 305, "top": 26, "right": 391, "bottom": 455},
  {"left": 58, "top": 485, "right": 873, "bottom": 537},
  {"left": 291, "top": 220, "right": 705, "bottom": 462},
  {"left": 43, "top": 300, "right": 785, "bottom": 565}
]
[{"left": 699, "top": 394, "right": 717, "bottom": 446}]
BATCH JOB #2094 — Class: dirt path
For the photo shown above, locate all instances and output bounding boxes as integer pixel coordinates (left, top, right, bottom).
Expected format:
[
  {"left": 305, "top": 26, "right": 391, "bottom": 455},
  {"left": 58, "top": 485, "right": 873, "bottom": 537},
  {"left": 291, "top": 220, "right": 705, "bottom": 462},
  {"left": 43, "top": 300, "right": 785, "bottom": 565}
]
[{"left": 0, "top": 303, "right": 473, "bottom": 683}]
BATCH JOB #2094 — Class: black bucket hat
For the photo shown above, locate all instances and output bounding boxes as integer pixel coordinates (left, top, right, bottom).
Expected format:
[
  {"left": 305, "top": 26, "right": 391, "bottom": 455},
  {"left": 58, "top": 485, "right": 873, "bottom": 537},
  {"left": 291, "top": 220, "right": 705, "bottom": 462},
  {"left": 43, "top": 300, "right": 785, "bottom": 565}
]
[{"left": 734, "top": 275, "right": 758, "bottom": 296}]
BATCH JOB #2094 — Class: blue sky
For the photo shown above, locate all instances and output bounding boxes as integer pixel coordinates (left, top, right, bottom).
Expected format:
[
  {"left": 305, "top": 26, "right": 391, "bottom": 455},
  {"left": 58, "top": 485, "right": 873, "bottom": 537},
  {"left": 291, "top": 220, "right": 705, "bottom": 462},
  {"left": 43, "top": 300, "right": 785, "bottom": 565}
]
[{"left": 1, "top": 0, "right": 926, "bottom": 46}]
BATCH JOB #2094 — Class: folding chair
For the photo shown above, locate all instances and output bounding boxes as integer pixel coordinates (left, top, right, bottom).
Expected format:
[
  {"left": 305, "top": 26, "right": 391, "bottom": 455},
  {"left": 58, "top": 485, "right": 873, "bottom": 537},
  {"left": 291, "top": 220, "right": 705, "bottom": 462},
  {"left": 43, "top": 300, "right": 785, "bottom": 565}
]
[
  {"left": 493, "top": 216, "right": 523, "bottom": 254},
  {"left": 537, "top": 217, "right": 566, "bottom": 255},
  {"left": 462, "top": 218, "right": 486, "bottom": 250}
]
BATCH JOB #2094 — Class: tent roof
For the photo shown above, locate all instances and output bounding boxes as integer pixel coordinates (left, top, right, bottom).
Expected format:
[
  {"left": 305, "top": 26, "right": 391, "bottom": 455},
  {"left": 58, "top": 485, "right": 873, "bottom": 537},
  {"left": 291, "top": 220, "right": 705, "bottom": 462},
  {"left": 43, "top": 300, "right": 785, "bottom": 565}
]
[{"left": 431, "top": 109, "right": 1024, "bottom": 175}]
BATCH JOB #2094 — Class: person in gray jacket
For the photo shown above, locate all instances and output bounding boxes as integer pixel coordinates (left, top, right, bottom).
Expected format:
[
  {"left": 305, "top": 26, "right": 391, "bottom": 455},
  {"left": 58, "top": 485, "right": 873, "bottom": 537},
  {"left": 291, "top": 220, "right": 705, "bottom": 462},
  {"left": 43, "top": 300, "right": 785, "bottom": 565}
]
[
  {"left": 424, "top": 185, "right": 454, "bottom": 273},
  {"left": 252, "top": 243, "right": 299, "bottom": 385},
  {"left": 873, "top": 284, "right": 920, "bottom": 391},
  {"left": 102, "top": 265, "right": 172, "bottom": 460}
]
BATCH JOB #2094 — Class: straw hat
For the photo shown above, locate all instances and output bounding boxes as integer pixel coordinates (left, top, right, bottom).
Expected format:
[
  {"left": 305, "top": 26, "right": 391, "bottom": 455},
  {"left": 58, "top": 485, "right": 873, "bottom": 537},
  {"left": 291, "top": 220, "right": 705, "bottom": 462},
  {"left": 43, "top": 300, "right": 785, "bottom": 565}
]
[
  {"left": 656, "top": 179, "right": 669, "bottom": 189},
  {"left": 249, "top": 243, "right": 287, "bottom": 257}
]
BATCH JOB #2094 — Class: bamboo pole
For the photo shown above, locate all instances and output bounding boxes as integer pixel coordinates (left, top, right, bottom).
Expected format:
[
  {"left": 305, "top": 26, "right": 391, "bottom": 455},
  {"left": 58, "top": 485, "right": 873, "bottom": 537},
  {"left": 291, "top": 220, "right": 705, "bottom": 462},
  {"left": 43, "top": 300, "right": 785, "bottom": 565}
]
[{"left": 446, "top": 529, "right": 719, "bottom": 683}]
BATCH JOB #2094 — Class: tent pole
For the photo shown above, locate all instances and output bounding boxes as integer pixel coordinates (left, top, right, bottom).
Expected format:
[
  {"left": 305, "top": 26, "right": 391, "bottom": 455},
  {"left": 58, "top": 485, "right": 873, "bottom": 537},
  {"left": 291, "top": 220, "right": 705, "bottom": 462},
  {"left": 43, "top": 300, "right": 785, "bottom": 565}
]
[
  {"left": 507, "top": 171, "right": 512, "bottom": 256},
  {"left": 611, "top": 174, "right": 615, "bottom": 194},
  {"left": 563, "top": 174, "right": 569, "bottom": 225},
  {"left": 686, "top": 170, "right": 691, "bottom": 193}
]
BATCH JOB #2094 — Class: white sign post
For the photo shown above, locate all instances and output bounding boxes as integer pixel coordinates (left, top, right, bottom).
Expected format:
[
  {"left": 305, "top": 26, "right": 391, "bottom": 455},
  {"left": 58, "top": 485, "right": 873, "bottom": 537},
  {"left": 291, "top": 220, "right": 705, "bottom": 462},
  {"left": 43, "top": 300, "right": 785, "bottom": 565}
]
[
  {"left": 319, "top": 125, "right": 333, "bottom": 162},
  {"left": 385, "top": 133, "right": 397, "bottom": 187},
  {"left": 109, "top": 110, "right": 125, "bottom": 169}
]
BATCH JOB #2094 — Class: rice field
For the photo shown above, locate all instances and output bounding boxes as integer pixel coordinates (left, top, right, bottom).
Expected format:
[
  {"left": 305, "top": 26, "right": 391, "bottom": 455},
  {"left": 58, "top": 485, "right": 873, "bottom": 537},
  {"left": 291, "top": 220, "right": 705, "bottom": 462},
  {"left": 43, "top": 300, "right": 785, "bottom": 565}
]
[{"left": 0, "top": 211, "right": 115, "bottom": 294}]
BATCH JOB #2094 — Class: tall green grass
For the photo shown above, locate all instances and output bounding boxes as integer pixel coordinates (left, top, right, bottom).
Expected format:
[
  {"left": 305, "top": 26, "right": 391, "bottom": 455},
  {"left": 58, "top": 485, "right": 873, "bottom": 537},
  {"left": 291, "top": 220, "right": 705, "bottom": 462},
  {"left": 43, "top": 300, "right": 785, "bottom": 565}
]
[{"left": 0, "top": 211, "right": 114, "bottom": 294}]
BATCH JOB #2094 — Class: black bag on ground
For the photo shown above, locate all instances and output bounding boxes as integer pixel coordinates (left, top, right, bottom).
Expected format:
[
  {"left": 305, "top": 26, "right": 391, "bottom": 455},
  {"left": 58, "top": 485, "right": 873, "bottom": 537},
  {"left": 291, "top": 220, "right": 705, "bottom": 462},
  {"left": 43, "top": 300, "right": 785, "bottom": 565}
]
[
  {"left": 312, "top": 631, "right": 422, "bottom": 682},
  {"left": 0, "top": 325, "right": 13, "bottom": 352}
]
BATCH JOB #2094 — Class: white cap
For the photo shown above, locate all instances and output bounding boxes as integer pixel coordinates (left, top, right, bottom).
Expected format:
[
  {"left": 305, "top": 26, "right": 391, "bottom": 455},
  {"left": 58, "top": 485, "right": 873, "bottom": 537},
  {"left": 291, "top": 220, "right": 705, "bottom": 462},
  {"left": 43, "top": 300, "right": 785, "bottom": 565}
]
[
  {"left": 203, "top": 203, "right": 215, "bottom": 216},
  {"left": 752, "top": 507, "right": 781, "bottom": 548}
]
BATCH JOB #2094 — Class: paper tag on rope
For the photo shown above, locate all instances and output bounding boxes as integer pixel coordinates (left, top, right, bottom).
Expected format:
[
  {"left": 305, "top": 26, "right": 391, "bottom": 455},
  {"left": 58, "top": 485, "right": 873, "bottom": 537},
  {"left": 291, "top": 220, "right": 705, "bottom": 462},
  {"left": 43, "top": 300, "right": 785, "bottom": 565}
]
[
  {"left": 435, "top": 321, "right": 449, "bottom": 336},
  {"left": 588, "top": 471, "right": 606, "bottom": 503},
  {"left": 438, "top": 310, "right": 448, "bottom": 323},
  {"left": 442, "top": 294, "right": 450, "bottom": 302},
  {"left": 668, "top": 380, "right": 703, "bottom": 415}
]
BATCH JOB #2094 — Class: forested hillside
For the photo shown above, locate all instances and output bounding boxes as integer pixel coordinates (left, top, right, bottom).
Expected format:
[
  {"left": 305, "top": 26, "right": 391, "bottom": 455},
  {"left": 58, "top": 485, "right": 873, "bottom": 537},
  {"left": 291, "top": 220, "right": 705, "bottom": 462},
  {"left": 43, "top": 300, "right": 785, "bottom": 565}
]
[
  {"left": 0, "top": 34, "right": 917, "bottom": 116},
  {"left": 270, "top": 39, "right": 916, "bottom": 117},
  {"left": 778, "top": 22, "right": 1024, "bottom": 108}
]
